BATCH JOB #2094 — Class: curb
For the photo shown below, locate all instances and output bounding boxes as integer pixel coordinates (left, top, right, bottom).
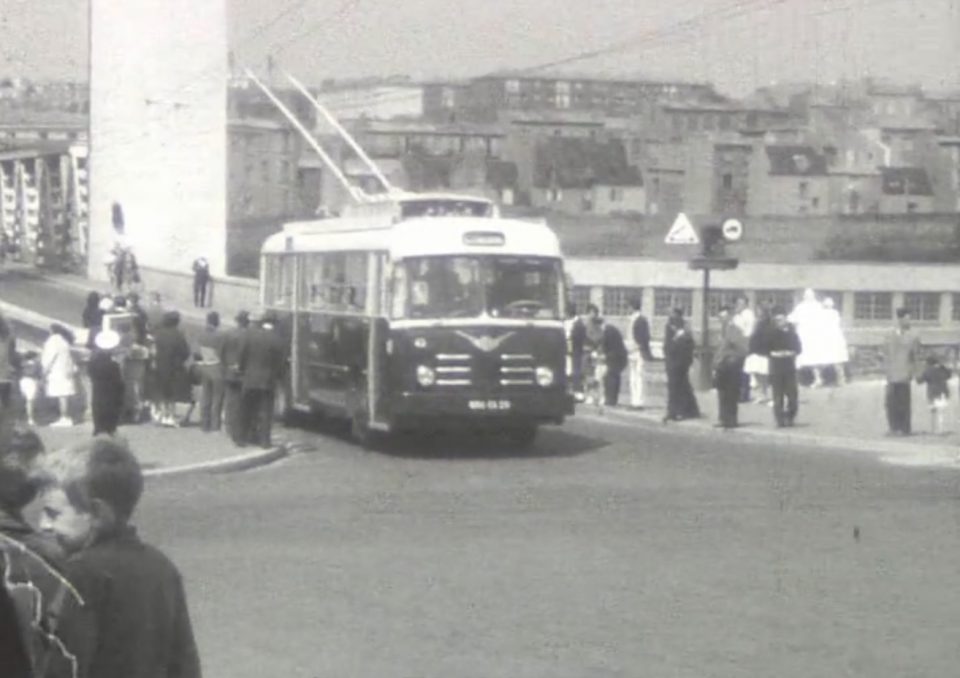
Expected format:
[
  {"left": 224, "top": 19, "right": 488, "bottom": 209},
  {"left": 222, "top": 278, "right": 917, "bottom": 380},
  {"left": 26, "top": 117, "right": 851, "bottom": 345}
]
[
  {"left": 579, "top": 406, "right": 960, "bottom": 467},
  {"left": 144, "top": 443, "right": 290, "bottom": 478}
]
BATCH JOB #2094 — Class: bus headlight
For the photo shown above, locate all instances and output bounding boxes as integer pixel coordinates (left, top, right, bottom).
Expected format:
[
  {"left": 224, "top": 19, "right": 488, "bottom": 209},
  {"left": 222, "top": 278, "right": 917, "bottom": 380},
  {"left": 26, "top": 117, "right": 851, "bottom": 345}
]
[
  {"left": 416, "top": 365, "right": 436, "bottom": 387},
  {"left": 535, "top": 366, "right": 555, "bottom": 387}
]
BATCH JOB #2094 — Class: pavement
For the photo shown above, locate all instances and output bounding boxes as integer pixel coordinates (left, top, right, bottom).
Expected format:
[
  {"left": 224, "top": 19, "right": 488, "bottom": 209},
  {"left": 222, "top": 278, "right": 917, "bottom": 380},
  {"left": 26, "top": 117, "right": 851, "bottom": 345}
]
[{"left": 2, "top": 262, "right": 959, "bottom": 472}]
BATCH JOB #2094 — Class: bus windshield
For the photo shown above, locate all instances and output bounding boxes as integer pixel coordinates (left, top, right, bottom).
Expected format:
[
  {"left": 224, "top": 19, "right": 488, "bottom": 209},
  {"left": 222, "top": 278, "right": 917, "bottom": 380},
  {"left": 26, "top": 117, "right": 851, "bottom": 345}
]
[{"left": 392, "top": 255, "right": 562, "bottom": 320}]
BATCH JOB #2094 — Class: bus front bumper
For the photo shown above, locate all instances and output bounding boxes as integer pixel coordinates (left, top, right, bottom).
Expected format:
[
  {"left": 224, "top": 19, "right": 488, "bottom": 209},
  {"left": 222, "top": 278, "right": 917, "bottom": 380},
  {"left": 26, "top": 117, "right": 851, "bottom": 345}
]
[{"left": 391, "top": 390, "right": 573, "bottom": 427}]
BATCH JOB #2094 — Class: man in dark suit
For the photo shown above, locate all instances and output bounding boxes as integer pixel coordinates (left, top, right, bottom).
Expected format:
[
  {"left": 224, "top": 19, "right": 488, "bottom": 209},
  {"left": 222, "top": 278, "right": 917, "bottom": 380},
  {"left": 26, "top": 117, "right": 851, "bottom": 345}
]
[
  {"left": 592, "top": 315, "right": 628, "bottom": 407},
  {"left": 238, "top": 311, "right": 287, "bottom": 448},
  {"left": 220, "top": 310, "right": 251, "bottom": 445}
]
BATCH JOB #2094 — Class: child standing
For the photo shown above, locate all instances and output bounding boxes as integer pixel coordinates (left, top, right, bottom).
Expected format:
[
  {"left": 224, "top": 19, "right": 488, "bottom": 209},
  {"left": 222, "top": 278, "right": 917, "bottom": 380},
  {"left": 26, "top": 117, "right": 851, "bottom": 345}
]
[
  {"left": 917, "top": 355, "right": 952, "bottom": 435},
  {"left": 37, "top": 436, "right": 202, "bottom": 678},
  {"left": 17, "top": 351, "right": 41, "bottom": 427}
]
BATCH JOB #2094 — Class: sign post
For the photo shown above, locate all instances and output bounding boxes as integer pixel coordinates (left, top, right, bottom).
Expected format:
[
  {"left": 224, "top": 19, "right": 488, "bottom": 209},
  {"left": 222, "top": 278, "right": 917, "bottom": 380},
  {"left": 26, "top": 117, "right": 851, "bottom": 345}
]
[{"left": 665, "top": 216, "right": 743, "bottom": 389}]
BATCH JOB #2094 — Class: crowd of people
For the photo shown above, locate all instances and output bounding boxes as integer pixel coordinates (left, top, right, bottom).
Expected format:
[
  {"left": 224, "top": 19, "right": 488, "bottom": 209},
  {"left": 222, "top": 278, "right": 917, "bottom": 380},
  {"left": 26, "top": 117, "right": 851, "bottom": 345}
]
[
  {"left": 563, "top": 288, "right": 947, "bottom": 435},
  {"left": 0, "top": 290, "right": 288, "bottom": 450}
]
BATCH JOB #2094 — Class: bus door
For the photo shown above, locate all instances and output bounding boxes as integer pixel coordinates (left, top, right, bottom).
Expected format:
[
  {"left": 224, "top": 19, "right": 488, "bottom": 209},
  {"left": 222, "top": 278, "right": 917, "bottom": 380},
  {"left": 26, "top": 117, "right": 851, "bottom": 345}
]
[{"left": 297, "top": 252, "right": 371, "bottom": 414}]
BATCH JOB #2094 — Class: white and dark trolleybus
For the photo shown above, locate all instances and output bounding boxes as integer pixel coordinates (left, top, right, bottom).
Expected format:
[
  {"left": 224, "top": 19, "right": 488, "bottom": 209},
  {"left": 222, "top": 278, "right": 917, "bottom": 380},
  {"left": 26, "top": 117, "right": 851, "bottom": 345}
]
[{"left": 260, "top": 206, "right": 573, "bottom": 447}]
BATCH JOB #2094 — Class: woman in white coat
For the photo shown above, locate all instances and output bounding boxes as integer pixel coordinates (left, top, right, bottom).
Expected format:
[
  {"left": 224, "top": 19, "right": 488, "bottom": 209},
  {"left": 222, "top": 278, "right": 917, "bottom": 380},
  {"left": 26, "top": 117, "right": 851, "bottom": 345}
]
[{"left": 41, "top": 323, "right": 77, "bottom": 426}]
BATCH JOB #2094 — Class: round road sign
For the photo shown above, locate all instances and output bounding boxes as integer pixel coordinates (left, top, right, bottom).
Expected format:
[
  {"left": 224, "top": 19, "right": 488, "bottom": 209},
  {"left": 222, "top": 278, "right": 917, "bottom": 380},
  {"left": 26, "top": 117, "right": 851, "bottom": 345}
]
[{"left": 721, "top": 218, "right": 744, "bottom": 241}]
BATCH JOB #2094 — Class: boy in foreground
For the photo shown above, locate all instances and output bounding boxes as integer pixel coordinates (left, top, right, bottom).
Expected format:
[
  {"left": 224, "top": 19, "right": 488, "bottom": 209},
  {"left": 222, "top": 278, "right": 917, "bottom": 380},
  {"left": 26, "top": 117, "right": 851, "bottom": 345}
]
[{"left": 38, "top": 435, "right": 202, "bottom": 678}]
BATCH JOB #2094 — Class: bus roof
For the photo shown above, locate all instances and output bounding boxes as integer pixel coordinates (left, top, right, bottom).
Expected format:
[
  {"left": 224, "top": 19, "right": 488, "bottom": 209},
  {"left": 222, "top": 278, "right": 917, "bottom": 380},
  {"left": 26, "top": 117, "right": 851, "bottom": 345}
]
[{"left": 261, "top": 216, "right": 563, "bottom": 259}]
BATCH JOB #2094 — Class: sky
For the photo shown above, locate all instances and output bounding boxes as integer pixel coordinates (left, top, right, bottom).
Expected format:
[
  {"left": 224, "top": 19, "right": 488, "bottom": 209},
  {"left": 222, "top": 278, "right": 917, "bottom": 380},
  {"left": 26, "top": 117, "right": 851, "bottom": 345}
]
[{"left": 1, "top": 0, "right": 959, "bottom": 96}]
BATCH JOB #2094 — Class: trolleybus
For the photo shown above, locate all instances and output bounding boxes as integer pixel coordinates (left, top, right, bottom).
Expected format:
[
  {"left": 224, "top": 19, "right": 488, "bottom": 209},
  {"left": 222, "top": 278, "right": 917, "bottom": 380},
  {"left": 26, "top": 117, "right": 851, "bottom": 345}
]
[{"left": 260, "top": 208, "right": 572, "bottom": 447}]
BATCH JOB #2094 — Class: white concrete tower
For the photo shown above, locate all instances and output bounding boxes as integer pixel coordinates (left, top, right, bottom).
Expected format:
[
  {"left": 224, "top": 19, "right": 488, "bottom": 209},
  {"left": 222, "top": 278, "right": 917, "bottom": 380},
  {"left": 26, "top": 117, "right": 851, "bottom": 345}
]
[{"left": 89, "top": 0, "right": 228, "bottom": 280}]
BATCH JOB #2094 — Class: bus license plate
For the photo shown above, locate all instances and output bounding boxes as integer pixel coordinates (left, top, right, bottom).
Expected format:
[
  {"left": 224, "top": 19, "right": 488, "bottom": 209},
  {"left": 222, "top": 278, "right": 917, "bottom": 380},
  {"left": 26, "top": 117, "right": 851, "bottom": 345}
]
[{"left": 468, "top": 399, "right": 512, "bottom": 411}]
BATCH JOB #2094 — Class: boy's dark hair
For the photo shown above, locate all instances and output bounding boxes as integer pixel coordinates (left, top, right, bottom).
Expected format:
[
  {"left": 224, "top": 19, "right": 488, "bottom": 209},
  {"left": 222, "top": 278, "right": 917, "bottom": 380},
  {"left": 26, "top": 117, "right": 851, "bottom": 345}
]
[
  {"left": 49, "top": 437, "right": 144, "bottom": 522},
  {"left": 206, "top": 311, "right": 220, "bottom": 328},
  {"left": 0, "top": 425, "right": 45, "bottom": 510},
  {"left": 586, "top": 303, "right": 600, "bottom": 316},
  {"left": 629, "top": 297, "right": 642, "bottom": 311}
]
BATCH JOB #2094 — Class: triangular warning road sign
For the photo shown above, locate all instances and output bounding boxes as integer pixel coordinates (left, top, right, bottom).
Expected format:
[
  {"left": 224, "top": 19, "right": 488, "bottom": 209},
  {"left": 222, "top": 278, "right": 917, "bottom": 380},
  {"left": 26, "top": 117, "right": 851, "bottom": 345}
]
[{"left": 664, "top": 212, "right": 699, "bottom": 245}]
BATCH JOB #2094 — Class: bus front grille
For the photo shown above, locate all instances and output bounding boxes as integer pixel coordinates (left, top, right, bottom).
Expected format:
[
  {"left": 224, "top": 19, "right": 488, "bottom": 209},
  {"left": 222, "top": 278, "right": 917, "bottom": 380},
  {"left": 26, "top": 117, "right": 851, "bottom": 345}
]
[
  {"left": 436, "top": 354, "right": 472, "bottom": 386},
  {"left": 499, "top": 354, "right": 535, "bottom": 386}
]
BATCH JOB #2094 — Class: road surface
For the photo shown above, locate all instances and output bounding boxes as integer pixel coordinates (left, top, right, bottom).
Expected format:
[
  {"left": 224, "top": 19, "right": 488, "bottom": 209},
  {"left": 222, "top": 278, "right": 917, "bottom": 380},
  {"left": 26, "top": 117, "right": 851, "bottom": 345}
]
[{"left": 130, "top": 415, "right": 960, "bottom": 678}]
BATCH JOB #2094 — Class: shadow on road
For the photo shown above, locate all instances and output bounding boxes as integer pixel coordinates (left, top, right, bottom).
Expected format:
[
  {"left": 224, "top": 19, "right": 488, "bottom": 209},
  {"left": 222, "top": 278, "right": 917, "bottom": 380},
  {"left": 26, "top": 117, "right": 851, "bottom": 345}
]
[{"left": 284, "top": 415, "right": 609, "bottom": 460}]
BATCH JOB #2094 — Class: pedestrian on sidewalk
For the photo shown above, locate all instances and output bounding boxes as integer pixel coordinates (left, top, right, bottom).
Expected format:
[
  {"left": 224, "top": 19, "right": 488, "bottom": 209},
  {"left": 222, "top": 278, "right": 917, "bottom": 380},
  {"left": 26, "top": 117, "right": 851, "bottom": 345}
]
[
  {"left": 627, "top": 297, "right": 653, "bottom": 409},
  {"left": 0, "top": 314, "right": 19, "bottom": 415},
  {"left": 821, "top": 297, "right": 849, "bottom": 386},
  {"left": 762, "top": 307, "right": 802, "bottom": 428},
  {"left": 883, "top": 308, "right": 921, "bottom": 436},
  {"left": 36, "top": 436, "right": 202, "bottom": 678},
  {"left": 17, "top": 351, "right": 40, "bottom": 427},
  {"left": 733, "top": 295, "right": 756, "bottom": 403},
  {"left": 587, "top": 311, "right": 627, "bottom": 407},
  {"left": 917, "top": 354, "right": 951, "bottom": 435},
  {"left": 564, "top": 303, "right": 586, "bottom": 402},
  {"left": 221, "top": 310, "right": 251, "bottom": 445},
  {"left": 40, "top": 324, "right": 77, "bottom": 428},
  {"left": 790, "top": 289, "right": 830, "bottom": 388},
  {"left": 88, "top": 330, "right": 125, "bottom": 436},
  {"left": 197, "top": 311, "right": 226, "bottom": 432},
  {"left": 714, "top": 306, "right": 748, "bottom": 430},
  {"left": 192, "top": 257, "right": 211, "bottom": 308},
  {"left": 81, "top": 291, "right": 104, "bottom": 348},
  {"left": 152, "top": 311, "right": 190, "bottom": 428},
  {"left": 744, "top": 303, "right": 772, "bottom": 405},
  {"left": 663, "top": 309, "right": 699, "bottom": 422},
  {"left": 238, "top": 311, "right": 286, "bottom": 448}
]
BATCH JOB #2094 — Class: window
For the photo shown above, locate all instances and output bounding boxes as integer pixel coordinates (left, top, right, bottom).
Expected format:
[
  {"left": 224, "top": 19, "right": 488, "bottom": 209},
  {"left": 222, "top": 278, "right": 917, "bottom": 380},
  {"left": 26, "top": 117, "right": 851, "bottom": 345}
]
[
  {"left": 952, "top": 293, "right": 960, "bottom": 321},
  {"left": 853, "top": 292, "right": 893, "bottom": 321},
  {"left": 393, "top": 256, "right": 561, "bottom": 320},
  {"left": 302, "top": 252, "right": 368, "bottom": 313},
  {"left": 264, "top": 254, "right": 296, "bottom": 307},
  {"left": 811, "top": 196, "right": 820, "bottom": 209},
  {"left": 505, "top": 79, "right": 520, "bottom": 94},
  {"left": 548, "top": 188, "right": 563, "bottom": 202},
  {"left": 654, "top": 288, "right": 693, "bottom": 317},
  {"left": 755, "top": 290, "right": 796, "bottom": 313},
  {"left": 568, "top": 285, "right": 592, "bottom": 315},
  {"left": 555, "top": 92, "right": 571, "bottom": 108},
  {"left": 602, "top": 286, "right": 644, "bottom": 317},
  {"left": 707, "top": 289, "right": 745, "bottom": 317},
  {"left": 798, "top": 181, "right": 808, "bottom": 198},
  {"left": 904, "top": 292, "right": 940, "bottom": 322},
  {"left": 609, "top": 187, "right": 623, "bottom": 202},
  {"left": 722, "top": 173, "right": 733, "bottom": 190}
]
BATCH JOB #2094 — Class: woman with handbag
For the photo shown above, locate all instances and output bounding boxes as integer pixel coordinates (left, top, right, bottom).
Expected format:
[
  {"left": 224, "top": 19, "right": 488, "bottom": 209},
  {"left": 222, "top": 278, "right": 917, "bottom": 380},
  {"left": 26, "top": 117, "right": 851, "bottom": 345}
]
[{"left": 40, "top": 324, "right": 77, "bottom": 427}]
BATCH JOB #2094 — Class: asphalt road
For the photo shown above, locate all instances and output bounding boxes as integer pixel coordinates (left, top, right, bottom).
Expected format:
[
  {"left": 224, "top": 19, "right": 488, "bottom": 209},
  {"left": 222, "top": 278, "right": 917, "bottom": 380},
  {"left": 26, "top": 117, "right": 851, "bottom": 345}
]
[{"left": 131, "top": 415, "right": 960, "bottom": 678}]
